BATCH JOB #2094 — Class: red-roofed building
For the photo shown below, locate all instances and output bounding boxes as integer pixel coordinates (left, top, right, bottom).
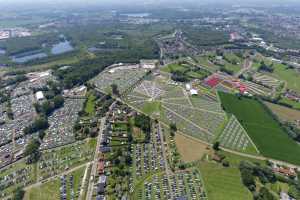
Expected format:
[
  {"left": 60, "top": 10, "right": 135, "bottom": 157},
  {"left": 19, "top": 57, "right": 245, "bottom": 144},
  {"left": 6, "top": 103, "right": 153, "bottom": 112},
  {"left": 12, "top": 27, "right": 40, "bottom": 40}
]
[
  {"left": 98, "top": 161, "right": 105, "bottom": 175},
  {"left": 205, "top": 76, "right": 221, "bottom": 88}
]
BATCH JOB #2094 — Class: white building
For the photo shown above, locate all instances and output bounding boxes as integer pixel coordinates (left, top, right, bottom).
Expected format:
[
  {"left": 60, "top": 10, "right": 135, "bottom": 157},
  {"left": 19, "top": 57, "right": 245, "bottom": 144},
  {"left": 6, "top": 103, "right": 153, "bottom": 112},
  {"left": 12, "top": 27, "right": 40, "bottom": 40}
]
[
  {"left": 185, "top": 84, "right": 191, "bottom": 91},
  {"left": 190, "top": 89, "right": 198, "bottom": 95},
  {"left": 35, "top": 91, "right": 44, "bottom": 101}
]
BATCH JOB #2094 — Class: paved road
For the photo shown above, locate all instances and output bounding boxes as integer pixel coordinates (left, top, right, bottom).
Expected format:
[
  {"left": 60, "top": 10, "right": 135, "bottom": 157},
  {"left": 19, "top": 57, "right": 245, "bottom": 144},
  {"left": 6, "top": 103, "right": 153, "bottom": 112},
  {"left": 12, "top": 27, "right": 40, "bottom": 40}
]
[{"left": 86, "top": 117, "right": 106, "bottom": 200}]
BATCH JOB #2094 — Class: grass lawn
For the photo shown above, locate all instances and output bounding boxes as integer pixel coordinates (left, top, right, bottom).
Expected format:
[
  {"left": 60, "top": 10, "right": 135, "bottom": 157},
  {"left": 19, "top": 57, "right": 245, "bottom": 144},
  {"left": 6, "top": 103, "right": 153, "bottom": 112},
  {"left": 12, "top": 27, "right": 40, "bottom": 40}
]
[
  {"left": 141, "top": 101, "right": 161, "bottom": 115},
  {"left": 84, "top": 92, "right": 96, "bottom": 116},
  {"left": 24, "top": 179, "right": 60, "bottom": 200},
  {"left": 219, "top": 92, "right": 300, "bottom": 165},
  {"left": 199, "top": 162, "right": 252, "bottom": 200}
]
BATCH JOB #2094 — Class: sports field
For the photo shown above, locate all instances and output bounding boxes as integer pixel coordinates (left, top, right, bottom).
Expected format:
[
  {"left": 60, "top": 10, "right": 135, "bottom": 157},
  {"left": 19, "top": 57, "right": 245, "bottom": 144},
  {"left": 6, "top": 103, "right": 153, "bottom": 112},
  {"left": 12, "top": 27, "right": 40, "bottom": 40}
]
[{"left": 219, "top": 92, "right": 300, "bottom": 165}]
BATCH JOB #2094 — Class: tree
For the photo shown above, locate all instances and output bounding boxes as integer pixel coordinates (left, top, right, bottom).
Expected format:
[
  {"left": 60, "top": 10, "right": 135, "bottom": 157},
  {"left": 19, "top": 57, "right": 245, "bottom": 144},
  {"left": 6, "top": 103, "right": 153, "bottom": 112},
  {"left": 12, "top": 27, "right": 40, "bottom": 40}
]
[
  {"left": 213, "top": 141, "right": 220, "bottom": 151},
  {"left": 111, "top": 84, "right": 120, "bottom": 96},
  {"left": 12, "top": 188, "right": 25, "bottom": 200},
  {"left": 255, "top": 187, "right": 276, "bottom": 200},
  {"left": 170, "top": 123, "right": 177, "bottom": 132},
  {"left": 53, "top": 95, "right": 64, "bottom": 108},
  {"left": 24, "top": 139, "right": 41, "bottom": 164}
]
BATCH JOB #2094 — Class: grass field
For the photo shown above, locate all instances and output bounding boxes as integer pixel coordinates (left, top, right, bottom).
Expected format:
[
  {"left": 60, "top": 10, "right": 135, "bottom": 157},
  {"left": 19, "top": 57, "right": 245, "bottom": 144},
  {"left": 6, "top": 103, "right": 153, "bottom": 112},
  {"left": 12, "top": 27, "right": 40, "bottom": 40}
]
[
  {"left": 199, "top": 162, "right": 252, "bottom": 200},
  {"left": 24, "top": 166, "right": 85, "bottom": 200},
  {"left": 84, "top": 92, "right": 96, "bottom": 116},
  {"left": 24, "top": 179, "right": 60, "bottom": 200},
  {"left": 175, "top": 133, "right": 209, "bottom": 162},
  {"left": 219, "top": 92, "right": 300, "bottom": 165},
  {"left": 266, "top": 63, "right": 300, "bottom": 93}
]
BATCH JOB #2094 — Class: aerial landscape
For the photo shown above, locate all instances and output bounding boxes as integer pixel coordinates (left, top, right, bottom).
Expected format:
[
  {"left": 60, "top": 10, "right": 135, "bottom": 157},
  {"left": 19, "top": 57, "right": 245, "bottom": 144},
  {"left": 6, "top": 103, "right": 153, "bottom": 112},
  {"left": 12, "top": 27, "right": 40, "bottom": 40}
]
[{"left": 1, "top": 0, "right": 300, "bottom": 199}]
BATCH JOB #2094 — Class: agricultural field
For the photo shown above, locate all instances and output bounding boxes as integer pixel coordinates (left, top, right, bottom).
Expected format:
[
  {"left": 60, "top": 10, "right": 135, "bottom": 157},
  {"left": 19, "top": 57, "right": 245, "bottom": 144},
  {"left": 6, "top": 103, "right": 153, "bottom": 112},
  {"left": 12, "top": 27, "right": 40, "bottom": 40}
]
[
  {"left": 265, "top": 101, "right": 300, "bottom": 127},
  {"left": 91, "top": 66, "right": 149, "bottom": 94},
  {"left": 218, "top": 115, "right": 259, "bottom": 155},
  {"left": 123, "top": 74, "right": 226, "bottom": 143},
  {"left": 252, "top": 73, "right": 283, "bottom": 89},
  {"left": 219, "top": 92, "right": 300, "bottom": 165},
  {"left": 241, "top": 80, "right": 273, "bottom": 96}
]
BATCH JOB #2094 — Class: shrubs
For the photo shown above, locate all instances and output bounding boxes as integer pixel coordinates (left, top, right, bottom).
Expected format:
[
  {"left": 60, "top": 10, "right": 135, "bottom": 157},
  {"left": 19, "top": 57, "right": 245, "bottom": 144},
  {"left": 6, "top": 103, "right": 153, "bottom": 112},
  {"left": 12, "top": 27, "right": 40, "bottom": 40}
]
[
  {"left": 134, "top": 114, "right": 151, "bottom": 142},
  {"left": 23, "top": 117, "right": 49, "bottom": 135}
]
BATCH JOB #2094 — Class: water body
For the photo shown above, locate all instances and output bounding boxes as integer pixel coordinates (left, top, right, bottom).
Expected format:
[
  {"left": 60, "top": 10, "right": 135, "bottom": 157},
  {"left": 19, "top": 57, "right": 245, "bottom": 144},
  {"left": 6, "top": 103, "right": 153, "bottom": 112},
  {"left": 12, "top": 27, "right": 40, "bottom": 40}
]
[
  {"left": 0, "top": 49, "right": 6, "bottom": 55},
  {"left": 11, "top": 52, "right": 48, "bottom": 63},
  {"left": 51, "top": 41, "right": 74, "bottom": 55}
]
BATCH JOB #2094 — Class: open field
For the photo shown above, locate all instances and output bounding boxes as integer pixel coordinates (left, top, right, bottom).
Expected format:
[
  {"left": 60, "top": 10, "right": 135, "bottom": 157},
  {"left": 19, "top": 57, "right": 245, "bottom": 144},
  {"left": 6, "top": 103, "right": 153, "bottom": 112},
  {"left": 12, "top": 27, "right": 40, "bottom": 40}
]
[
  {"left": 266, "top": 62, "right": 300, "bottom": 93},
  {"left": 265, "top": 101, "right": 300, "bottom": 125},
  {"left": 219, "top": 92, "right": 300, "bottom": 165},
  {"left": 124, "top": 75, "right": 226, "bottom": 143},
  {"left": 175, "top": 133, "right": 210, "bottom": 163},
  {"left": 85, "top": 92, "right": 96, "bottom": 116},
  {"left": 24, "top": 179, "right": 60, "bottom": 200},
  {"left": 199, "top": 162, "right": 252, "bottom": 200}
]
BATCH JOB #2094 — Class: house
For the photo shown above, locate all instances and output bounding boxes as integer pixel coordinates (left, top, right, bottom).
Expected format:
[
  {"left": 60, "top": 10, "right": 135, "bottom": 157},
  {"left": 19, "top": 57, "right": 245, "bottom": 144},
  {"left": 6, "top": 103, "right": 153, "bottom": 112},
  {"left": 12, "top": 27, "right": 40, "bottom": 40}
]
[
  {"left": 35, "top": 91, "right": 44, "bottom": 101},
  {"left": 98, "top": 161, "right": 105, "bottom": 174}
]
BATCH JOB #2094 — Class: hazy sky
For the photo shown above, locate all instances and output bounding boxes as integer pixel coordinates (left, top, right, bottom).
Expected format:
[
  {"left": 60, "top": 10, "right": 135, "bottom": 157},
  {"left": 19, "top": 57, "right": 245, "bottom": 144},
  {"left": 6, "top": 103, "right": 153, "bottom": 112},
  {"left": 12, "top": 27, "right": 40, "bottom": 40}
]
[{"left": 1, "top": 0, "right": 299, "bottom": 9}]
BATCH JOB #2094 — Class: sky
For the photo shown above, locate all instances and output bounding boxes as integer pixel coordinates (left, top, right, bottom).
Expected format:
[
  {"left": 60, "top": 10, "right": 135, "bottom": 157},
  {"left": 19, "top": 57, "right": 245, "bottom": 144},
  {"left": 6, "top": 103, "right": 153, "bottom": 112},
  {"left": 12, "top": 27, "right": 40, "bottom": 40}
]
[{"left": 1, "top": 0, "right": 299, "bottom": 9}]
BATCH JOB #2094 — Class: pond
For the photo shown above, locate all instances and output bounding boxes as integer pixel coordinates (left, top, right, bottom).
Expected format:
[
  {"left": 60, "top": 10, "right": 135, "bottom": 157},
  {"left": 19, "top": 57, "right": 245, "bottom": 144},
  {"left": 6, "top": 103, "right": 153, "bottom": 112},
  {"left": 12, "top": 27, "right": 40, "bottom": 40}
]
[{"left": 51, "top": 41, "right": 74, "bottom": 55}]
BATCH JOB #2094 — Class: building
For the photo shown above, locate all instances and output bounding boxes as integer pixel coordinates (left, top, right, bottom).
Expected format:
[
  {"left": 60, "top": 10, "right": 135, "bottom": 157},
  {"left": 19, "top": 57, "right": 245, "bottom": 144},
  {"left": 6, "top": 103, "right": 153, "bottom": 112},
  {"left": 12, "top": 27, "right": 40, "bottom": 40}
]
[
  {"left": 35, "top": 91, "right": 44, "bottom": 101},
  {"left": 140, "top": 59, "right": 159, "bottom": 69},
  {"left": 190, "top": 89, "right": 198, "bottom": 96},
  {"left": 185, "top": 84, "right": 191, "bottom": 91}
]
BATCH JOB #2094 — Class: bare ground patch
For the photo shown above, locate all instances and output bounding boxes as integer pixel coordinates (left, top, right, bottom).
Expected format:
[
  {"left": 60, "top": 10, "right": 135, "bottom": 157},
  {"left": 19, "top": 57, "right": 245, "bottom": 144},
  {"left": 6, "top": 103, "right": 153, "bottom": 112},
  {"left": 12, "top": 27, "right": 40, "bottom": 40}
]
[{"left": 175, "top": 133, "right": 210, "bottom": 162}]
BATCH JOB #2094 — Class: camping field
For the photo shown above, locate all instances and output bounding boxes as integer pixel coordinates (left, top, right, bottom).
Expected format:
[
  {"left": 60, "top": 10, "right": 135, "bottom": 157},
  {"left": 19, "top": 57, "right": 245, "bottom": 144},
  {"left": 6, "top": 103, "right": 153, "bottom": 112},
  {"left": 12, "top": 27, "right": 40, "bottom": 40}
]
[
  {"left": 219, "top": 92, "right": 300, "bottom": 165},
  {"left": 123, "top": 74, "right": 226, "bottom": 143}
]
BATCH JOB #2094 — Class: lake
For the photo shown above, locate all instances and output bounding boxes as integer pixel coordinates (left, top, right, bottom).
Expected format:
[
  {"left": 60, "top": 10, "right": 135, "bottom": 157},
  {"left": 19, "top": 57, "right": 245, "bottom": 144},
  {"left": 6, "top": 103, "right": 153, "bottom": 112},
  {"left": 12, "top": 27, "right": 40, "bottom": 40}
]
[{"left": 51, "top": 41, "right": 74, "bottom": 55}]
